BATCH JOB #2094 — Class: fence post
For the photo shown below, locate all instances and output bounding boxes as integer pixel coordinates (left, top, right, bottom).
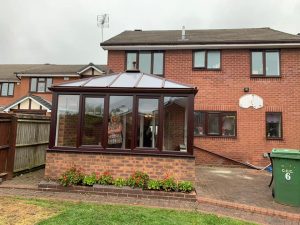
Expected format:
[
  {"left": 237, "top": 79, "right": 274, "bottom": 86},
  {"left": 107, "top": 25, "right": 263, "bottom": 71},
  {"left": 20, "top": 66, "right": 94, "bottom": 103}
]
[{"left": 6, "top": 115, "right": 17, "bottom": 179}]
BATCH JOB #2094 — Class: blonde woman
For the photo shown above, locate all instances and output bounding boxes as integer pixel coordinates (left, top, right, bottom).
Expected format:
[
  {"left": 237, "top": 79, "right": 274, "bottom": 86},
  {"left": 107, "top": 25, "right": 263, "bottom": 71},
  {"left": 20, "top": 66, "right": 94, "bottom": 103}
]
[{"left": 108, "top": 113, "right": 123, "bottom": 148}]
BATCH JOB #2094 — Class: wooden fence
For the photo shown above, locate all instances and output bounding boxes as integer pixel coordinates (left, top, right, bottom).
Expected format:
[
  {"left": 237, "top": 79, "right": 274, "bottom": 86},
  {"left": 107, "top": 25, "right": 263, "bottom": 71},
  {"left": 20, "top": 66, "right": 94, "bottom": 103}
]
[{"left": 0, "top": 113, "right": 50, "bottom": 179}]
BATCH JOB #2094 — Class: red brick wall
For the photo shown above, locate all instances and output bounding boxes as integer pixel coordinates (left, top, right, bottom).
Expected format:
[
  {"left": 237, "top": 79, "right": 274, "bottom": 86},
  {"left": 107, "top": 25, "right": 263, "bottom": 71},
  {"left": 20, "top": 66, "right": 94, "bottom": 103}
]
[
  {"left": 45, "top": 152, "right": 196, "bottom": 183},
  {"left": 107, "top": 49, "right": 300, "bottom": 166},
  {"left": 107, "top": 51, "right": 125, "bottom": 73}
]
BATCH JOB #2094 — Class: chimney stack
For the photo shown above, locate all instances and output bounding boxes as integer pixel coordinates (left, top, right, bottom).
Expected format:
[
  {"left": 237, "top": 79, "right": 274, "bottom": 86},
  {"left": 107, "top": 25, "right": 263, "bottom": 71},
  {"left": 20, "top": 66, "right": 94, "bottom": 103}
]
[{"left": 181, "top": 26, "right": 186, "bottom": 40}]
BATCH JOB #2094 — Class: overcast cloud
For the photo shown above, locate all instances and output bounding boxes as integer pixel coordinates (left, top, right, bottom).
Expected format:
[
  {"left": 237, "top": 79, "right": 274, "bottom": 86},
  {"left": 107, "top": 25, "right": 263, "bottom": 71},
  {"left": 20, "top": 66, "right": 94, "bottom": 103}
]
[{"left": 0, "top": 0, "right": 299, "bottom": 65}]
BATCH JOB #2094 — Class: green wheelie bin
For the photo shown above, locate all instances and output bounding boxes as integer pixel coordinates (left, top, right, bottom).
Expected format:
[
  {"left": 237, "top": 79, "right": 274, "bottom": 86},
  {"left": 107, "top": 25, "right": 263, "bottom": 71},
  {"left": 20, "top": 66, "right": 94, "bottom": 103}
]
[{"left": 270, "top": 148, "right": 300, "bottom": 207}]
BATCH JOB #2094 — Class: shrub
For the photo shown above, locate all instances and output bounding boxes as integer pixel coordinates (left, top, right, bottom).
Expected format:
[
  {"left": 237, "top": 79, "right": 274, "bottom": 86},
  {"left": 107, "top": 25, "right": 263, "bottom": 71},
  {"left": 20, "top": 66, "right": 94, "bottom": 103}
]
[
  {"left": 127, "top": 171, "right": 149, "bottom": 189},
  {"left": 178, "top": 181, "right": 193, "bottom": 193},
  {"left": 114, "top": 178, "right": 127, "bottom": 187},
  {"left": 59, "top": 167, "right": 84, "bottom": 187},
  {"left": 147, "top": 179, "right": 161, "bottom": 190},
  {"left": 97, "top": 171, "right": 114, "bottom": 185},
  {"left": 83, "top": 173, "right": 97, "bottom": 186},
  {"left": 161, "top": 177, "right": 177, "bottom": 192}
]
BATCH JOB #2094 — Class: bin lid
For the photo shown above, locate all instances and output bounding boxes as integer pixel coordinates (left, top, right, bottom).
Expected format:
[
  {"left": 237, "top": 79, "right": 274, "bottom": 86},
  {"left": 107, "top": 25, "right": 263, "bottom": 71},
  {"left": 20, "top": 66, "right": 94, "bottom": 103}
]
[{"left": 270, "top": 148, "right": 300, "bottom": 159}]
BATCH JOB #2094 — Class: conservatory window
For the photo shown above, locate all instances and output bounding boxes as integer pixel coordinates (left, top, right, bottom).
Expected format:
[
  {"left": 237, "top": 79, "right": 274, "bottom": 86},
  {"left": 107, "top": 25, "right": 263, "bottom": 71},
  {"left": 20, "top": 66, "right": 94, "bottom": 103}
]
[
  {"left": 82, "top": 97, "right": 105, "bottom": 146},
  {"left": 55, "top": 95, "right": 80, "bottom": 147},
  {"left": 108, "top": 96, "right": 133, "bottom": 149},
  {"left": 163, "top": 97, "right": 188, "bottom": 152}
]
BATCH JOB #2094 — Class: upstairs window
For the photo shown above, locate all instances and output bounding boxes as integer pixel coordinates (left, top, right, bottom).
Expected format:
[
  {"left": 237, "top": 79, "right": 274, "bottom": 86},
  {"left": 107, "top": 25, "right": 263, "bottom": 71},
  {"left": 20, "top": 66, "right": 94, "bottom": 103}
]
[
  {"left": 0, "top": 82, "right": 14, "bottom": 96},
  {"left": 194, "top": 111, "right": 236, "bottom": 137},
  {"left": 266, "top": 112, "right": 282, "bottom": 139},
  {"left": 126, "top": 51, "right": 164, "bottom": 75},
  {"left": 30, "top": 78, "right": 53, "bottom": 92},
  {"left": 193, "top": 50, "right": 221, "bottom": 70},
  {"left": 251, "top": 50, "right": 280, "bottom": 77}
]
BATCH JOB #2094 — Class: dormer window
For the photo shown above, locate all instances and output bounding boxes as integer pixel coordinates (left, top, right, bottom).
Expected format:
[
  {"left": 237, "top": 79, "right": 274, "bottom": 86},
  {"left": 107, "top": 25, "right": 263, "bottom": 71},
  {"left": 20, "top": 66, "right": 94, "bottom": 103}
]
[
  {"left": 125, "top": 51, "right": 164, "bottom": 75},
  {"left": 30, "top": 77, "right": 53, "bottom": 93}
]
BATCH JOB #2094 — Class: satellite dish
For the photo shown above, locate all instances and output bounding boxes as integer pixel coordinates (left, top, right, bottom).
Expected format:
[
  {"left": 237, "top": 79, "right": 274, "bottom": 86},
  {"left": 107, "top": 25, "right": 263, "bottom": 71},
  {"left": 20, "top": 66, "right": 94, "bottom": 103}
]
[{"left": 239, "top": 94, "right": 263, "bottom": 109}]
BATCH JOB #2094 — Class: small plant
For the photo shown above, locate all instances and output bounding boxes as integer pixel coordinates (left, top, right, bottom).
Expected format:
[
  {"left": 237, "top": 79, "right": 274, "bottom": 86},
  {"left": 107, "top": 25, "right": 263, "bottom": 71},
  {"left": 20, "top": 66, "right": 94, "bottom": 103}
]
[
  {"left": 147, "top": 179, "right": 161, "bottom": 190},
  {"left": 59, "top": 167, "right": 84, "bottom": 187},
  {"left": 127, "top": 171, "right": 149, "bottom": 189},
  {"left": 161, "top": 176, "right": 177, "bottom": 192},
  {"left": 83, "top": 173, "right": 97, "bottom": 186},
  {"left": 97, "top": 171, "right": 114, "bottom": 185},
  {"left": 113, "top": 178, "right": 127, "bottom": 187},
  {"left": 178, "top": 181, "right": 193, "bottom": 193}
]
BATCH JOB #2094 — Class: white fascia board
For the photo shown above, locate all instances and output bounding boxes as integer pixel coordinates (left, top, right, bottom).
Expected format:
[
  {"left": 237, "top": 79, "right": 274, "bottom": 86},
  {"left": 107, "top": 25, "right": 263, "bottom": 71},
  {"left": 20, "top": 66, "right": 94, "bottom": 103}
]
[
  {"left": 78, "top": 65, "right": 105, "bottom": 74},
  {"left": 0, "top": 80, "right": 19, "bottom": 83},
  {"left": 3, "top": 98, "right": 27, "bottom": 112},
  {"left": 3, "top": 96, "right": 51, "bottom": 112},
  {"left": 102, "top": 43, "right": 300, "bottom": 50},
  {"left": 17, "top": 74, "right": 80, "bottom": 78}
]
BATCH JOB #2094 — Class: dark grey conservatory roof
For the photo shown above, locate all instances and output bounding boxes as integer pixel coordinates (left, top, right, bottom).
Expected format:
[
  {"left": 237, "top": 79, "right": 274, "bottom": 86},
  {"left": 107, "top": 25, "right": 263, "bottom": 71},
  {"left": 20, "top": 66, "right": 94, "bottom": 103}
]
[
  {"left": 56, "top": 71, "right": 195, "bottom": 89},
  {"left": 101, "top": 28, "right": 300, "bottom": 46}
]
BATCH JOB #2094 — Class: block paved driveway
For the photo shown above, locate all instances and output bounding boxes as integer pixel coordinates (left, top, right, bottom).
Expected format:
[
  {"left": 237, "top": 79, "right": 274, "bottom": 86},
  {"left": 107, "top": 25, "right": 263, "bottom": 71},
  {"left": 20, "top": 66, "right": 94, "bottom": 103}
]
[{"left": 196, "top": 166, "right": 300, "bottom": 214}]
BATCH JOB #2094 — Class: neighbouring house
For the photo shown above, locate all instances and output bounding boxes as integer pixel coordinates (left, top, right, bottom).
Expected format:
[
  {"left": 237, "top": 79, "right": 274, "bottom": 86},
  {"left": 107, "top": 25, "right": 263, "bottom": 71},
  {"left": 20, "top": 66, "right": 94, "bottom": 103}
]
[
  {"left": 45, "top": 71, "right": 197, "bottom": 182},
  {"left": 0, "top": 63, "right": 111, "bottom": 114},
  {"left": 0, "top": 63, "right": 111, "bottom": 179},
  {"left": 100, "top": 27, "right": 300, "bottom": 167}
]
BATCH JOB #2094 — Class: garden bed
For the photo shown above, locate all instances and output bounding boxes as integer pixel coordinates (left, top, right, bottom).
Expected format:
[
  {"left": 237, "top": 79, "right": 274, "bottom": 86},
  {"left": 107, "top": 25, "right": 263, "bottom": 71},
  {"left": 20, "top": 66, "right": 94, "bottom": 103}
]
[{"left": 38, "top": 181, "right": 197, "bottom": 202}]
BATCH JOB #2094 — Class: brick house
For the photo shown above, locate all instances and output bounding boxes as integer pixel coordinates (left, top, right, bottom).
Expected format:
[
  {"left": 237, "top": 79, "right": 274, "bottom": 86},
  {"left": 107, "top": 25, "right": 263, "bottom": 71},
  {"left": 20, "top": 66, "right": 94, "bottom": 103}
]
[
  {"left": 100, "top": 27, "right": 300, "bottom": 167},
  {"left": 0, "top": 63, "right": 111, "bottom": 114}
]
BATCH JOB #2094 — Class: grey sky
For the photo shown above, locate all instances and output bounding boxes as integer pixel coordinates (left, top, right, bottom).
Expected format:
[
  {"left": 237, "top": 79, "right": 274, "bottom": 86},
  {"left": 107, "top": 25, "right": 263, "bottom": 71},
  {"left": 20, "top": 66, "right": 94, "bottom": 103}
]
[{"left": 0, "top": 0, "right": 299, "bottom": 65}]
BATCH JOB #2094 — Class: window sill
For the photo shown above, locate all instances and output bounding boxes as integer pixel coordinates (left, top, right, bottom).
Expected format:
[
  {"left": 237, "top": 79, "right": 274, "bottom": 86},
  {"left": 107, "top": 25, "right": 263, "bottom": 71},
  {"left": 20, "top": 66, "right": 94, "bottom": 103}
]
[
  {"left": 266, "top": 137, "right": 283, "bottom": 141},
  {"left": 0, "top": 95, "right": 14, "bottom": 98},
  {"left": 192, "top": 68, "right": 221, "bottom": 71},
  {"left": 194, "top": 135, "right": 237, "bottom": 139},
  {"left": 48, "top": 147, "right": 195, "bottom": 158},
  {"left": 29, "top": 91, "right": 52, "bottom": 94},
  {"left": 250, "top": 75, "right": 281, "bottom": 78}
]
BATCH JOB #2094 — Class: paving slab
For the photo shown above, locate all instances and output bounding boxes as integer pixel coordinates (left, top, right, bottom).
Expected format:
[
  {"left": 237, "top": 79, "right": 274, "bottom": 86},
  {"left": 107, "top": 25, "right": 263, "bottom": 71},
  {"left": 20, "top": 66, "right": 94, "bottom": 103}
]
[{"left": 196, "top": 166, "right": 300, "bottom": 215}]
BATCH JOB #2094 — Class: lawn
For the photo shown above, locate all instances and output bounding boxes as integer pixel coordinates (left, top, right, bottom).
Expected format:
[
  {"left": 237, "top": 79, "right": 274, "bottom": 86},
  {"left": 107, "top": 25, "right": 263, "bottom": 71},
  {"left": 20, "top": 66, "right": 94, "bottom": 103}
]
[{"left": 0, "top": 197, "right": 256, "bottom": 225}]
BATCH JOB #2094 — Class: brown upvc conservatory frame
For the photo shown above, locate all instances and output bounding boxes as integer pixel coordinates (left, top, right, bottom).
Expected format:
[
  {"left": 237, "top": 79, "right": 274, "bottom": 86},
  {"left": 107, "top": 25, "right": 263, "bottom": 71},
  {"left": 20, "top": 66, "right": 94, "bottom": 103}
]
[{"left": 48, "top": 86, "right": 197, "bottom": 158}]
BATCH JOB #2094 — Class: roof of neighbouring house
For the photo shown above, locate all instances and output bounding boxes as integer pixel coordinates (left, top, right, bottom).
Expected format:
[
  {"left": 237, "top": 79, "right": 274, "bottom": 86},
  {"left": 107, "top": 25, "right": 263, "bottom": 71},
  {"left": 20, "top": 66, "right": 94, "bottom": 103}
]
[
  {"left": 16, "top": 63, "right": 111, "bottom": 75},
  {"left": 0, "top": 64, "right": 40, "bottom": 82},
  {"left": 53, "top": 70, "right": 196, "bottom": 89},
  {"left": 101, "top": 27, "right": 300, "bottom": 46},
  {"left": 2, "top": 94, "right": 52, "bottom": 112},
  {"left": 0, "top": 63, "right": 112, "bottom": 81}
]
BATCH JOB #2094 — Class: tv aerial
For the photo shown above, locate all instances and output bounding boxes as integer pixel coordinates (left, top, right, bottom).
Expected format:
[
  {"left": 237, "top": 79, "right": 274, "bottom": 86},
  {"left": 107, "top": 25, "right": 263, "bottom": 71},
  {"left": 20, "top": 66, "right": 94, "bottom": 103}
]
[{"left": 97, "top": 14, "right": 109, "bottom": 42}]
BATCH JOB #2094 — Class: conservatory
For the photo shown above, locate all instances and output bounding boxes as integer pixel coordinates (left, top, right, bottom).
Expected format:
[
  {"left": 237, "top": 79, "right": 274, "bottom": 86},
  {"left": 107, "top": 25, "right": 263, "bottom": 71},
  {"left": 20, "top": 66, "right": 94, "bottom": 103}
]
[{"left": 45, "top": 70, "right": 198, "bottom": 182}]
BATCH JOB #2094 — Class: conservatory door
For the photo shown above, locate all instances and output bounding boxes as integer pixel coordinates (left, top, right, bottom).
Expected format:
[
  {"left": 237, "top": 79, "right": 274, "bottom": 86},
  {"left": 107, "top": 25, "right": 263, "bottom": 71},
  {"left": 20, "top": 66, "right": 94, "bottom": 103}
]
[{"left": 137, "top": 98, "right": 159, "bottom": 148}]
